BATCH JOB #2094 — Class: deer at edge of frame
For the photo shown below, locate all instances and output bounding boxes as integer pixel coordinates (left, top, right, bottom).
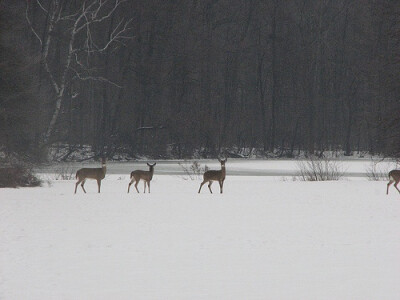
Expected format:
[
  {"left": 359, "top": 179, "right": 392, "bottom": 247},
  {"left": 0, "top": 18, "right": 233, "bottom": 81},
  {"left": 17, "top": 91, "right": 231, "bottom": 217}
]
[{"left": 387, "top": 169, "right": 400, "bottom": 195}]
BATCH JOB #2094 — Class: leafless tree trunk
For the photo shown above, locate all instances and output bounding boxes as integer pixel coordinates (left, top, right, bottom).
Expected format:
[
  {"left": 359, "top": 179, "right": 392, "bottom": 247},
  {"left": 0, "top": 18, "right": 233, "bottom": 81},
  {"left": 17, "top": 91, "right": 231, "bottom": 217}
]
[{"left": 26, "top": 0, "right": 132, "bottom": 145}]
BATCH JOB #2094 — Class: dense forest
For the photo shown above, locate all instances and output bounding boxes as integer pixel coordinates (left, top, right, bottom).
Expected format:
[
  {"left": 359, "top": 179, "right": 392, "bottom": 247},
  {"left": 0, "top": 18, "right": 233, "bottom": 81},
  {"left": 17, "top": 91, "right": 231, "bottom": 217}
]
[{"left": 0, "top": 0, "right": 399, "bottom": 160}]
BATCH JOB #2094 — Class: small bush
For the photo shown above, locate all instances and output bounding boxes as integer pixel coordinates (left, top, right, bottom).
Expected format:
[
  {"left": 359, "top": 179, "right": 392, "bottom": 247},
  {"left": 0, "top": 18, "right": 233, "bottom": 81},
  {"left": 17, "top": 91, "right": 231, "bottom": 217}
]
[
  {"left": 296, "top": 156, "right": 344, "bottom": 181},
  {"left": 365, "top": 160, "right": 398, "bottom": 181},
  {"left": 0, "top": 165, "right": 42, "bottom": 188},
  {"left": 179, "top": 160, "right": 209, "bottom": 180},
  {"left": 53, "top": 164, "right": 75, "bottom": 180}
]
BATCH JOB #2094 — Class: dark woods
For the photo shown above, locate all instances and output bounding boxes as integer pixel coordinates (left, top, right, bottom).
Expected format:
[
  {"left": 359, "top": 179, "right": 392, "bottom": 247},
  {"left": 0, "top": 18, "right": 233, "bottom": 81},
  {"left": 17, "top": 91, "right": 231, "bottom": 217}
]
[{"left": 1, "top": 0, "right": 399, "bottom": 160}]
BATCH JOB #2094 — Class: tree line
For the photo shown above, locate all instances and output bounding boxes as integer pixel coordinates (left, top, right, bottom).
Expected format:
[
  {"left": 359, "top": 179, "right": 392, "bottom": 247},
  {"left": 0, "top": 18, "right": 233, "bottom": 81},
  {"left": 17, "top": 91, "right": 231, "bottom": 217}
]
[{"left": 0, "top": 0, "right": 399, "bottom": 161}]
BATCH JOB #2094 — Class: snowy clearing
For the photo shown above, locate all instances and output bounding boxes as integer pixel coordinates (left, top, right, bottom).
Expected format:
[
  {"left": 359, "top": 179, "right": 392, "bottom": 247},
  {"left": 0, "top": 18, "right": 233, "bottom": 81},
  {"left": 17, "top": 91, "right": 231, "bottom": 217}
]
[{"left": 1, "top": 171, "right": 400, "bottom": 299}]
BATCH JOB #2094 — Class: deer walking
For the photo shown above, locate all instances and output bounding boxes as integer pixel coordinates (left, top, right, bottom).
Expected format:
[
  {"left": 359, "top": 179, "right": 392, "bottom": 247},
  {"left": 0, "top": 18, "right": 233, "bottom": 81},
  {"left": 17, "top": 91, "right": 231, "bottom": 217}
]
[
  {"left": 74, "top": 158, "right": 107, "bottom": 194},
  {"left": 387, "top": 170, "right": 400, "bottom": 195},
  {"left": 198, "top": 158, "right": 227, "bottom": 194},
  {"left": 128, "top": 163, "right": 156, "bottom": 193}
]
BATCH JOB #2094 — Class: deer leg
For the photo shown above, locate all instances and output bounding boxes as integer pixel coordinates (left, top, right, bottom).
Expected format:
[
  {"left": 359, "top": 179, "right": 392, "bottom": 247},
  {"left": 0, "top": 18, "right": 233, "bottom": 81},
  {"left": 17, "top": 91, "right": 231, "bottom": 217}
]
[
  {"left": 394, "top": 181, "right": 400, "bottom": 194},
  {"left": 75, "top": 179, "right": 82, "bottom": 194},
  {"left": 144, "top": 181, "right": 147, "bottom": 193},
  {"left": 198, "top": 181, "right": 206, "bottom": 193},
  {"left": 219, "top": 180, "right": 224, "bottom": 194},
  {"left": 208, "top": 181, "right": 213, "bottom": 194},
  {"left": 128, "top": 180, "right": 132, "bottom": 193},
  {"left": 97, "top": 179, "right": 101, "bottom": 193},
  {"left": 134, "top": 180, "right": 140, "bottom": 193},
  {"left": 81, "top": 180, "right": 87, "bottom": 193},
  {"left": 387, "top": 180, "right": 394, "bottom": 195},
  {"left": 128, "top": 177, "right": 136, "bottom": 193},
  {"left": 148, "top": 181, "right": 151, "bottom": 193}
]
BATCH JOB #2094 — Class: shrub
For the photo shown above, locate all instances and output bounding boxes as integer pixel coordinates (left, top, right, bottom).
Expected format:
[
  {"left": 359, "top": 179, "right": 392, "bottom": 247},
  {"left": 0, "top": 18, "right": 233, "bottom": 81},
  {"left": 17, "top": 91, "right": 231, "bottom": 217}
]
[
  {"left": 296, "top": 156, "right": 344, "bottom": 181},
  {"left": 179, "top": 160, "right": 209, "bottom": 180},
  {"left": 53, "top": 164, "right": 75, "bottom": 180},
  {"left": 365, "top": 159, "right": 399, "bottom": 181},
  {"left": 0, "top": 164, "right": 42, "bottom": 188}
]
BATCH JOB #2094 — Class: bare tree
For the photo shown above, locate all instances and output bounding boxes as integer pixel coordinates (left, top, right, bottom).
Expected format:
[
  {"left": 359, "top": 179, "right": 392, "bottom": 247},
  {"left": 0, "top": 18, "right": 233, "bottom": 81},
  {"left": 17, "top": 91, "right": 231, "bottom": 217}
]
[{"left": 25, "top": 0, "right": 132, "bottom": 145}]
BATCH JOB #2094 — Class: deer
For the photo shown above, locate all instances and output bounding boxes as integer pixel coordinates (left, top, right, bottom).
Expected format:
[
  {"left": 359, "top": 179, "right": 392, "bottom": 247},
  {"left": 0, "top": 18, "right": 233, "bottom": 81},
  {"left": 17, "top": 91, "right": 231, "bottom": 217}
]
[
  {"left": 128, "top": 163, "right": 156, "bottom": 193},
  {"left": 198, "top": 158, "right": 227, "bottom": 194},
  {"left": 74, "top": 157, "right": 107, "bottom": 194},
  {"left": 387, "top": 170, "right": 400, "bottom": 195}
]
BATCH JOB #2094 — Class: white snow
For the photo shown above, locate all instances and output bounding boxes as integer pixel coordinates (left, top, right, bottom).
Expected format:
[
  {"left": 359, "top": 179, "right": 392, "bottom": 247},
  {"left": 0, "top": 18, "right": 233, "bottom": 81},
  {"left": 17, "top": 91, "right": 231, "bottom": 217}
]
[{"left": 1, "top": 167, "right": 400, "bottom": 299}]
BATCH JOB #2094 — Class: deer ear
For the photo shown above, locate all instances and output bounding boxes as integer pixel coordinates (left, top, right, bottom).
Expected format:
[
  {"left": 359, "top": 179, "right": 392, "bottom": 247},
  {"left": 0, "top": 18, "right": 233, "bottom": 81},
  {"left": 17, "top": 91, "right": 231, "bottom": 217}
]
[
  {"left": 147, "top": 163, "right": 150, "bottom": 166},
  {"left": 153, "top": 163, "right": 157, "bottom": 166},
  {"left": 218, "top": 158, "right": 221, "bottom": 163}
]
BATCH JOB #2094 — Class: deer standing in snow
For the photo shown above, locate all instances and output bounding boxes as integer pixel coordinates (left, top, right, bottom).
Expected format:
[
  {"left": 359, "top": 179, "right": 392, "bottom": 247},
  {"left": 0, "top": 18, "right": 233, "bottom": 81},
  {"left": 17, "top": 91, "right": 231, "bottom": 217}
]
[
  {"left": 387, "top": 170, "right": 400, "bottom": 195},
  {"left": 128, "top": 163, "right": 156, "bottom": 193},
  {"left": 74, "top": 158, "right": 107, "bottom": 194},
  {"left": 198, "top": 158, "right": 227, "bottom": 194}
]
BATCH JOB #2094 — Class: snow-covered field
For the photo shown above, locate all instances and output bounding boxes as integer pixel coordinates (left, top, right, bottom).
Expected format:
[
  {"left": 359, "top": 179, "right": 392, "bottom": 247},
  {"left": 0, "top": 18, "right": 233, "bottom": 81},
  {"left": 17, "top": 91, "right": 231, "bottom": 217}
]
[{"left": 1, "top": 161, "right": 400, "bottom": 299}]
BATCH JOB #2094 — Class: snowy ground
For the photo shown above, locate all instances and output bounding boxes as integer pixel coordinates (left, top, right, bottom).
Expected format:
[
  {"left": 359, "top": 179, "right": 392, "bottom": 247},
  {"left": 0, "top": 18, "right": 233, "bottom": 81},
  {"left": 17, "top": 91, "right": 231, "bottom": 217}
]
[{"left": 1, "top": 161, "right": 400, "bottom": 299}]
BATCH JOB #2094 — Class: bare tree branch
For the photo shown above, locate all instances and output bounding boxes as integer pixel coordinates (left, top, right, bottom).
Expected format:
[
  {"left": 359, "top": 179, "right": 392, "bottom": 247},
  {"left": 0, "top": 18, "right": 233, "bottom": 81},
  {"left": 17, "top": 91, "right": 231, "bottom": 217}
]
[
  {"left": 26, "top": 0, "right": 131, "bottom": 143},
  {"left": 75, "top": 0, "right": 125, "bottom": 33},
  {"left": 71, "top": 67, "right": 123, "bottom": 88},
  {"left": 89, "top": 18, "right": 133, "bottom": 53},
  {"left": 135, "top": 126, "right": 167, "bottom": 132},
  {"left": 25, "top": 1, "right": 42, "bottom": 46},
  {"left": 35, "top": 0, "right": 48, "bottom": 14}
]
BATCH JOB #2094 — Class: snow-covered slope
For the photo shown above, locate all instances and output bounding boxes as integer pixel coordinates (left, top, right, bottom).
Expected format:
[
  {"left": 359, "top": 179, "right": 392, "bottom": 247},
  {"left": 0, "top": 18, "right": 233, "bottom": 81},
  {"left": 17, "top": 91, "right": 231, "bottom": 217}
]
[{"left": 1, "top": 175, "right": 400, "bottom": 299}]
